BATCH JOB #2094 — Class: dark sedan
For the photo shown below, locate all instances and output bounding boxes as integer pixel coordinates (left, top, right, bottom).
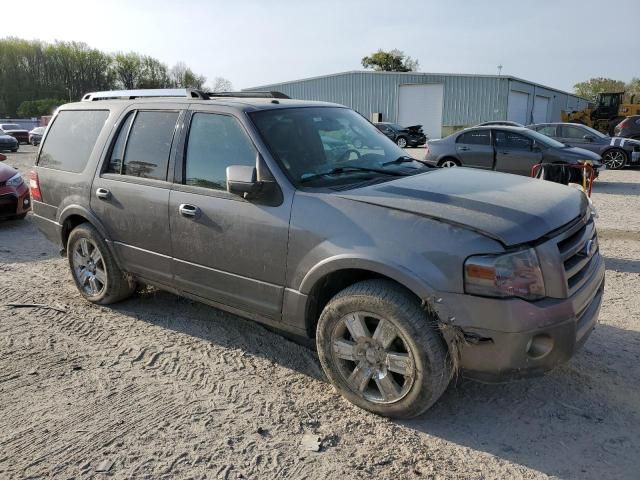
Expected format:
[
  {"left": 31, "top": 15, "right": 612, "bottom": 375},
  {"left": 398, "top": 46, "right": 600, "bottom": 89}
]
[
  {"left": 424, "top": 126, "right": 602, "bottom": 177},
  {"left": 529, "top": 122, "right": 640, "bottom": 170},
  {"left": 374, "top": 122, "right": 427, "bottom": 148},
  {"left": 0, "top": 123, "right": 29, "bottom": 144},
  {"left": 29, "top": 126, "right": 46, "bottom": 146},
  {"left": 613, "top": 115, "right": 640, "bottom": 140},
  {"left": 0, "top": 129, "right": 19, "bottom": 152}
]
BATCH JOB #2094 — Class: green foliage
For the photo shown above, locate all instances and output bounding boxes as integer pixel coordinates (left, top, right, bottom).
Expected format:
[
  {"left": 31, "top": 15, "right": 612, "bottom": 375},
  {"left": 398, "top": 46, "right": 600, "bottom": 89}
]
[
  {"left": 17, "top": 98, "right": 65, "bottom": 117},
  {"left": 627, "top": 78, "right": 640, "bottom": 98},
  {"left": 361, "top": 49, "right": 419, "bottom": 72},
  {"left": 573, "top": 77, "right": 626, "bottom": 102},
  {"left": 0, "top": 37, "right": 224, "bottom": 117}
]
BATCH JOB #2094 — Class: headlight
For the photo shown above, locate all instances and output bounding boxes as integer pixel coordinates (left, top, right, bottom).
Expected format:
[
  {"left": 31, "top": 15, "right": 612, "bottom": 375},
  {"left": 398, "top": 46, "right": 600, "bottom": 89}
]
[
  {"left": 464, "top": 248, "right": 545, "bottom": 301},
  {"left": 6, "top": 173, "right": 24, "bottom": 187}
]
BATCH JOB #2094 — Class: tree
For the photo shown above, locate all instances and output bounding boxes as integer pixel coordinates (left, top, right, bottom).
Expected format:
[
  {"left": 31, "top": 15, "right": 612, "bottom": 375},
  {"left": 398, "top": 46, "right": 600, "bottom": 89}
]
[
  {"left": 209, "top": 77, "right": 233, "bottom": 92},
  {"left": 170, "top": 62, "right": 206, "bottom": 89},
  {"left": 573, "top": 77, "right": 626, "bottom": 102},
  {"left": 361, "top": 49, "right": 419, "bottom": 72},
  {"left": 626, "top": 78, "right": 640, "bottom": 98},
  {"left": 17, "top": 98, "right": 64, "bottom": 117}
]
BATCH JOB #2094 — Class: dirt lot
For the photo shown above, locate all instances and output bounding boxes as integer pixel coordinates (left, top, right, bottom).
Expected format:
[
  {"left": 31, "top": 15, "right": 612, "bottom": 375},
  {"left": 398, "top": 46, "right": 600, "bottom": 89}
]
[{"left": 1, "top": 146, "right": 639, "bottom": 479}]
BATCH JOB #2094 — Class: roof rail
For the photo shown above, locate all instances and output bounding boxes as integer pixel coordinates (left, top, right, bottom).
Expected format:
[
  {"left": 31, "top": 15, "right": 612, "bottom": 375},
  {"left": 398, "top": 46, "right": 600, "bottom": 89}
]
[
  {"left": 207, "top": 91, "right": 290, "bottom": 99},
  {"left": 81, "top": 88, "right": 208, "bottom": 101}
]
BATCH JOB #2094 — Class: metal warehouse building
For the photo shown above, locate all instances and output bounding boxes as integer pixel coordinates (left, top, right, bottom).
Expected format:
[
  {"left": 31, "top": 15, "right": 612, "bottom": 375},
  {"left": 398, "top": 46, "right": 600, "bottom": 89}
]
[{"left": 245, "top": 71, "right": 589, "bottom": 139}]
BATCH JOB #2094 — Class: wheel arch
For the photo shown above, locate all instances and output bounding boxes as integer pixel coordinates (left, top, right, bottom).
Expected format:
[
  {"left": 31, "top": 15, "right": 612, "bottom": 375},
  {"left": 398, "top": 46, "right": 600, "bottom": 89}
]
[{"left": 298, "top": 256, "right": 440, "bottom": 338}]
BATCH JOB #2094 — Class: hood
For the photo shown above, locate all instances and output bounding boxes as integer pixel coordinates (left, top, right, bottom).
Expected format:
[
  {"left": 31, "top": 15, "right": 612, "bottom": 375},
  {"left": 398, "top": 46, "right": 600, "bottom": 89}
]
[
  {"left": 0, "top": 162, "right": 18, "bottom": 182},
  {"left": 552, "top": 146, "right": 602, "bottom": 164},
  {"left": 0, "top": 133, "right": 17, "bottom": 141},
  {"left": 4, "top": 129, "right": 28, "bottom": 134},
  {"left": 405, "top": 125, "right": 423, "bottom": 133},
  {"left": 337, "top": 168, "right": 588, "bottom": 246}
]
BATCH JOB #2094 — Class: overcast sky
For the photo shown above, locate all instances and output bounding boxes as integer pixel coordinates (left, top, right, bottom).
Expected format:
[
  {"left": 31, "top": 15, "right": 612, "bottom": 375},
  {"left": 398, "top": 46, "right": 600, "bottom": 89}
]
[{"left": 7, "top": 0, "right": 639, "bottom": 92}]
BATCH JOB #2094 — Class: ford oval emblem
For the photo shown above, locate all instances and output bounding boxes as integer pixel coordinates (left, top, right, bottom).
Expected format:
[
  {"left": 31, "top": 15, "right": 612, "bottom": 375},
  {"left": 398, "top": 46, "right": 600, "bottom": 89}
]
[{"left": 583, "top": 238, "right": 597, "bottom": 257}]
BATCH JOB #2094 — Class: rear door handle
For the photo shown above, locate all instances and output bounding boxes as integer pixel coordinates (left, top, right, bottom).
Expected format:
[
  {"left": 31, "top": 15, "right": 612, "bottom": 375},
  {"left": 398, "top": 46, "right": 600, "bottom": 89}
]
[
  {"left": 458, "top": 146, "right": 471, "bottom": 151},
  {"left": 179, "top": 204, "right": 199, "bottom": 217},
  {"left": 95, "top": 188, "right": 111, "bottom": 199}
]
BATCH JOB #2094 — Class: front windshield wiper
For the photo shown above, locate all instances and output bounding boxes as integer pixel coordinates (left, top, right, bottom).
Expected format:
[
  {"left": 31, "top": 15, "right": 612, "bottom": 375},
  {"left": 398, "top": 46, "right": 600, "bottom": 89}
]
[
  {"left": 381, "top": 155, "right": 428, "bottom": 167},
  {"left": 300, "top": 166, "right": 406, "bottom": 184}
]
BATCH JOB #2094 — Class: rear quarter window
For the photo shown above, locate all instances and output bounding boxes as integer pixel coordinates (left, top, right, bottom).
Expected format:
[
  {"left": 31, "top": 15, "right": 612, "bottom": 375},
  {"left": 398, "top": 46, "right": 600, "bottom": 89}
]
[{"left": 38, "top": 110, "right": 109, "bottom": 172}]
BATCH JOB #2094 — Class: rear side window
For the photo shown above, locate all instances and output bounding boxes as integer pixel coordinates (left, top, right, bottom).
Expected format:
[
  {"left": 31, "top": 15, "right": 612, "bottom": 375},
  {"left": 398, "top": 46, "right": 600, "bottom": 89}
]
[
  {"left": 457, "top": 130, "right": 490, "bottom": 145},
  {"left": 38, "top": 110, "right": 108, "bottom": 172},
  {"left": 184, "top": 113, "right": 257, "bottom": 190},
  {"left": 106, "top": 111, "right": 179, "bottom": 180}
]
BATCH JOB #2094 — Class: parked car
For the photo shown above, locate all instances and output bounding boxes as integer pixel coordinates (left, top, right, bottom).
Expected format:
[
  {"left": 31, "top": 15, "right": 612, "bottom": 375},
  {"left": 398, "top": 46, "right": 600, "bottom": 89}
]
[
  {"left": 0, "top": 129, "right": 19, "bottom": 152},
  {"left": 0, "top": 123, "right": 29, "bottom": 144},
  {"left": 476, "top": 120, "right": 524, "bottom": 127},
  {"left": 31, "top": 89, "right": 604, "bottom": 418},
  {"left": 613, "top": 115, "right": 640, "bottom": 140},
  {"left": 374, "top": 122, "right": 427, "bottom": 148},
  {"left": 0, "top": 153, "right": 6, "bottom": 161},
  {"left": 0, "top": 163, "right": 30, "bottom": 220},
  {"left": 424, "top": 126, "right": 602, "bottom": 177},
  {"left": 529, "top": 122, "right": 640, "bottom": 170},
  {"left": 29, "top": 126, "right": 46, "bottom": 146}
]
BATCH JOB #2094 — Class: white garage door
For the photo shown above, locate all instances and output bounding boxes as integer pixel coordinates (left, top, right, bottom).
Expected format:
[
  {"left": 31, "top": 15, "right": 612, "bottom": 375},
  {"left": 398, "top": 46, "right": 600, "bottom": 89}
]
[
  {"left": 533, "top": 96, "right": 550, "bottom": 124},
  {"left": 508, "top": 90, "right": 529, "bottom": 124},
  {"left": 397, "top": 84, "right": 444, "bottom": 139}
]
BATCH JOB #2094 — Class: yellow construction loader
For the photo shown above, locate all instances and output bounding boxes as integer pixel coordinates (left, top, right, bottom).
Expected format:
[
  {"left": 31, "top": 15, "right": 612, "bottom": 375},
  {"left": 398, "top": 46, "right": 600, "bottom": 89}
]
[{"left": 562, "top": 92, "right": 640, "bottom": 135}]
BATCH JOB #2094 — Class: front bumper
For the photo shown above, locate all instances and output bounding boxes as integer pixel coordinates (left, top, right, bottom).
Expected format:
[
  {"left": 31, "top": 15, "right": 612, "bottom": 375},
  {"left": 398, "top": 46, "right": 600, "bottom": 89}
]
[
  {"left": 0, "top": 184, "right": 31, "bottom": 218},
  {"left": 631, "top": 150, "right": 640, "bottom": 164},
  {"left": 438, "top": 254, "right": 605, "bottom": 382}
]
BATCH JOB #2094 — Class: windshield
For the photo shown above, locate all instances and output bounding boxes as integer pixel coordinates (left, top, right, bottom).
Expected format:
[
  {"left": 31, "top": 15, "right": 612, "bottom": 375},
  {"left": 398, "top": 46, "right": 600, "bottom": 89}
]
[
  {"left": 526, "top": 129, "right": 566, "bottom": 148},
  {"left": 0, "top": 129, "right": 5, "bottom": 135},
  {"left": 1, "top": 124, "right": 20, "bottom": 130},
  {"left": 250, "top": 107, "right": 425, "bottom": 188}
]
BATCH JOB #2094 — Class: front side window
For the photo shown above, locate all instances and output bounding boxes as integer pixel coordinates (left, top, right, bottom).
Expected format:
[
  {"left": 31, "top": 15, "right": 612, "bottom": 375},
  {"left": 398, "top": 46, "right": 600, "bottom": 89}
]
[
  {"left": 494, "top": 131, "right": 532, "bottom": 150},
  {"left": 457, "top": 130, "right": 491, "bottom": 145},
  {"left": 250, "top": 107, "right": 422, "bottom": 188},
  {"left": 38, "top": 110, "right": 109, "bottom": 172},
  {"left": 560, "top": 125, "right": 588, "bottom": 139},
  {"left": 110, "top": 111, "right": 179, "bottom": 180},
  {"left": 184, "top": 113, "right": 257, "bottom": 190}
]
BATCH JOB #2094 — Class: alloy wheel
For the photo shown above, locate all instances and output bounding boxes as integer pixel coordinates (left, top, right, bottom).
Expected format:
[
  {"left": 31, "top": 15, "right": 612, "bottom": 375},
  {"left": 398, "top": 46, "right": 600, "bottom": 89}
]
[
  {"left": 71, "top": 238, "right": 107, "bottom": 296},
  {"left": 396, "top": 137, "right": 407, "bottom": 148},
  {"left": 441, "top": 160, "right": 458, "bottom": 168},
  {"left": 330, "top": 311, "right": 416, "bottom": 404},
  {"left": 603, "top": 150, "right": 625, "bottom": 169}
]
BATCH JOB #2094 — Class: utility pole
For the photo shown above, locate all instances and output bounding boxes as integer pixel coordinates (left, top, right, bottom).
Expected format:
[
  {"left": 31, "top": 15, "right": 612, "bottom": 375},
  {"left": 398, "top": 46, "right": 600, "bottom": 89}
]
[{"left": 497, "top": 65, "right": 503, "bottom": 76}]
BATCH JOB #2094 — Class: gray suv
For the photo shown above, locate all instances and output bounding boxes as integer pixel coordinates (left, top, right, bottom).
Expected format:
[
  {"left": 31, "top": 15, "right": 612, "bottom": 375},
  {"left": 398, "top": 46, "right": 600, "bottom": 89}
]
[{"left": 31, "top": 89, "right": 605, "bottom": 418}]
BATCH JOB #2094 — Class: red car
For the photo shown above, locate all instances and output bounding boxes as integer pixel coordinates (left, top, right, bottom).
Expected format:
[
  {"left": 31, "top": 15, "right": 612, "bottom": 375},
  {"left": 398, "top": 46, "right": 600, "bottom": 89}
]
[
  {"left": 0, "top": 123, "right": 30, "bottom": 144},
  {"left": 0, "top": 161, "right": 30, "bottom": 220}
]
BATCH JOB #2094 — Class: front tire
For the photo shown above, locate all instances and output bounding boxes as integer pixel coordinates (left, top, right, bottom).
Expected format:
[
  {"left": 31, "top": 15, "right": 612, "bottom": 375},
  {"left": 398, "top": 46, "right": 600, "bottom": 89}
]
[
  {"left": 396, "top": 137, "right": 408, "bottom": 148},
  {"left": 316, "top": 280, "right": 452, "bottom": 418},
  {"left": 602, "top": 148, "right": 627, "bottom": 170},
  {"left": 67, "top": 223, "right": 136, "bottom": 304}
]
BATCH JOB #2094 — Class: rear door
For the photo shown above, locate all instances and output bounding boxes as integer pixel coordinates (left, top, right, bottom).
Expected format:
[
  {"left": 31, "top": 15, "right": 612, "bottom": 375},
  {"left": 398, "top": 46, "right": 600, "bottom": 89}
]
[
  {"left": 168, "top": 107, "right": 291, "bottom": 320},
  {"left": 90, "top": 106, "right": 183, "bottom": 285},
  {"left": 493, "top": 130, "right": 543, "bottom": 176},
  {"left": 455, "top": 130, "right": 494, "bottom": 168}
]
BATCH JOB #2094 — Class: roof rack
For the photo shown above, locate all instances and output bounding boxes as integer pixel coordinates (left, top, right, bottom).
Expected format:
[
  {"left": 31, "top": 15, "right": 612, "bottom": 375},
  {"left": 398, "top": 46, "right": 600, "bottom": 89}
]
[
  {"left": 81, "top": 88, "right": 290, "bottom": 101},
  {"left": 207, "top": 91, "right": 290, "bottom": 99}
]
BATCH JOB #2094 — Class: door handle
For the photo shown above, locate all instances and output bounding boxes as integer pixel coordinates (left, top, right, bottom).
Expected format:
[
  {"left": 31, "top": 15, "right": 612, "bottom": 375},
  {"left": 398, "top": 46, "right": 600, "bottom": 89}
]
[
  {"left": 95, "top": 188, "right": 111, "bottom": 199},
  {"left": 179, "top": 204, "right": 199, "bottom": 217},
  {"left": 500, "top": 151, "right": 509, "bottom": 155},
  {"left": 458, "top": 146, "right": 471, "bottom": 151}
]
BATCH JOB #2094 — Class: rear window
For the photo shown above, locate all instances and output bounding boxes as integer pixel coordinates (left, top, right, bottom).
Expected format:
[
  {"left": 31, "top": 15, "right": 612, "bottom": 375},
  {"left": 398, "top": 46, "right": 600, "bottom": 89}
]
[{"left": 38, "top": 110, "right": 108, "bottom": 172}]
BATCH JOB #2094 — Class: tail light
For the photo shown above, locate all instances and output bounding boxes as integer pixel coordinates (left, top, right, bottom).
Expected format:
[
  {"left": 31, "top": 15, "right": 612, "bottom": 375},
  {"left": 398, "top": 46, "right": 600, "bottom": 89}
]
[
  {"left": 29, "top": 170, "right": 42, "bottom": 202},
  {"left": 616, "top": 118, "right": 630, "bottom": 131}
]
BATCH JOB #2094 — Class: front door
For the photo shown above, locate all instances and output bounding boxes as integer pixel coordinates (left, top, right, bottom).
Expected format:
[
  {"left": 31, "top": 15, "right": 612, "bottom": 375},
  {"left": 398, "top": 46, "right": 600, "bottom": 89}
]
[
  {"left": 169, "top": 109, "right": 290, "bottom": 320},
  {"left": 557, "top": 124, "right": 601, "bottom": 154},
  {"left": 455, "top": 129, "right": 494, "bottom": 168},
  {"left": 493, "top": 129, "right": 543, "bottom": 176},
  {"left": 91, "top": 107, "right": 182, "bottom": 285}
]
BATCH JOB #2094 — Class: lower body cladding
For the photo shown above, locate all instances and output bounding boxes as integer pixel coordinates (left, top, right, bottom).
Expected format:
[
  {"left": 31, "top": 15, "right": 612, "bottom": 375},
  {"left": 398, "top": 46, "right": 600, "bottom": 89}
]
[{"left": 438, "top": 255, "right": 605, "bottom": 383}]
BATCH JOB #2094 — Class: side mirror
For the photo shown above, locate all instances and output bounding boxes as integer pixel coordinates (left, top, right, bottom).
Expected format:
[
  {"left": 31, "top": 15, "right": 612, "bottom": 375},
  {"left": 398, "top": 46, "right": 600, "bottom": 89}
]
[
  {"left": 226, "top": 165, "right": 262, "bottom": 197},
  {"left": 531, "top": 140, "right": 540, "bottom": 152},
  {"left": 583, "top": 135, "right": 595, "bottom": 142}
]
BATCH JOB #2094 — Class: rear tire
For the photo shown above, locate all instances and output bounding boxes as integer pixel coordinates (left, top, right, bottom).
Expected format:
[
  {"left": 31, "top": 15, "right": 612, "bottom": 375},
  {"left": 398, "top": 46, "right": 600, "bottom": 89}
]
[
  {"left": 602, "top": 148, "right": 627, "bottom": 170},
  {"left": 396, "top": 137, "right": 408, "bottom": 148},
  {"left": 67, "top": 223, "right": 136, "bottom": 304},
  {"left": 316, "top": 279, "right": 452, "bottom": 418}
]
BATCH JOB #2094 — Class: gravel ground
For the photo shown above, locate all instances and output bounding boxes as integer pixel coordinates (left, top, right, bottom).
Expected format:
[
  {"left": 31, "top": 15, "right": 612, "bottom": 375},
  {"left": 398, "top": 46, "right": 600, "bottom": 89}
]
[{"left": 1, "top": 146, "right": 639, "bottom": 479}]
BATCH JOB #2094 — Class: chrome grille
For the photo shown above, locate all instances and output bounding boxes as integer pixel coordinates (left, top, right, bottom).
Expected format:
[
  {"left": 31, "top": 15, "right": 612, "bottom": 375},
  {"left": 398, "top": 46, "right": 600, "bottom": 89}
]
[{"left": 557, "top": 216, "right": 598, "bottom": 296}]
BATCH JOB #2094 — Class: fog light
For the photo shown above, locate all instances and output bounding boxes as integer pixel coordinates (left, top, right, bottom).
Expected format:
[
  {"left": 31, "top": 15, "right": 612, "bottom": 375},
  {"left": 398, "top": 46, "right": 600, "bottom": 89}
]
[
  {"left": 23, "top": 198, "right": 30, "bottom": 206},
  {"left": 526, "top": 334, "right": 553, "bottom": 359}
]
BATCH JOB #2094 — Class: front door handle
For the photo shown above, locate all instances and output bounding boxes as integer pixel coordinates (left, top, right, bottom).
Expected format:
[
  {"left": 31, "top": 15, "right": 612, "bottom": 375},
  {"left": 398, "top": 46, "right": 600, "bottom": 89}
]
[
  {"left": 458, "top": 146, "right": 471, "bottom": 151},
  {"left": 179, "top": 203, "right": 199, "bottom": 217},
  {"left": 95, "top": 188, "right": 111, "bottom": 199}
]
